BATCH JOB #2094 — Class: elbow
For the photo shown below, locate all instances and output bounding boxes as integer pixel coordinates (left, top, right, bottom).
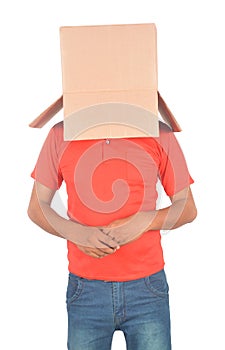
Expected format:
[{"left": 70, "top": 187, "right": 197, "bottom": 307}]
[
  {"left": 27, "top": 203, "right": 38, "bottom": 224},
  {"left": 187, "top": 204, "right": 198, "bottom": 223},
  {"left": 27, "top": 205, "right": 34, "bottom": 222}
]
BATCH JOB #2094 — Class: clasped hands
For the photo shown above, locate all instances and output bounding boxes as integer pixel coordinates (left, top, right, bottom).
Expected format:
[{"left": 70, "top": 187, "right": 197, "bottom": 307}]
[{"left": 75, "top": 211, "right": 156, "bottom": 259}]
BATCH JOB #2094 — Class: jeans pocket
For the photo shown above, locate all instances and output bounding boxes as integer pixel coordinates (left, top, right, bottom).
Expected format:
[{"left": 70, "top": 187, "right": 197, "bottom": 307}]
[
  {"left": 144, "top": 270, "right": 169, "bottom": 298},
  {"left": 66, "top": 273, "right": 83, "bottom": 306}
]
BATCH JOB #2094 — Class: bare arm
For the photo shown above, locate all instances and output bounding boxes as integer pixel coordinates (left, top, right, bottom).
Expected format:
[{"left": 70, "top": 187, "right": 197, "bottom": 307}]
[
  {"left": 105, "top": 186, "right": 197, "bottom": 245},
  {"left": 27, "top": 182, "right": 64, "bottom": 238},
  {"left": 144, "top": 186, "right": 197, "bottom": 231},
  {"left": 27, "top": 181, "right": 119, "bottom": 257}
]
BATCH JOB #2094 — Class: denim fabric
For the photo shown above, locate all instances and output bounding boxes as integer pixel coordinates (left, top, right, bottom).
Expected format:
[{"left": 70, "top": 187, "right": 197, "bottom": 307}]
[{"left": 66, "top": 269, "right": 171, "bottom": 350}]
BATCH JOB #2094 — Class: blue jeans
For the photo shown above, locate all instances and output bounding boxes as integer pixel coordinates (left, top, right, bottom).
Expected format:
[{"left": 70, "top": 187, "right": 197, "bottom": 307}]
[{"left": 66, "top": 269, "right": 171, "bottom": 350}]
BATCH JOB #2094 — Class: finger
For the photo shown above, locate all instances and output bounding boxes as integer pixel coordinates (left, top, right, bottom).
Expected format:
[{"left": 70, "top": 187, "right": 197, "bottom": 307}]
[
  {"left": 99, "top": 228, "right": 112, "bottom": 235},
  {"left": 98, "top": 239, "right": 119, "bottom": 249},
  {"left": 80, "top": 228, "right": 120, "bottom": 250},
  {"left": 91, "top": 251, "right": 109, "bottom": 259},
  {"left": 77, "top": 246, "right": 104, "bottom": 258},
  {"left": 97, "top": 247, "right": 117, "bottom": 255},
  {"left": 83, "top": 248, "right": 103, "bottom": 259},
  {"left": 88, "top": 247, "right": 111, "bottom": 258},
  {"left": 88, "top": 245, "right": 119, "bottom": 258},
  {"left": 91, "top": 252, "right": 104, "bottom": 258},
  {"left": 95, "top": 234, "right": 119, "bottom": 249},
  {"left": 99, "top": 229, "right": 120, "bottom": 247}
]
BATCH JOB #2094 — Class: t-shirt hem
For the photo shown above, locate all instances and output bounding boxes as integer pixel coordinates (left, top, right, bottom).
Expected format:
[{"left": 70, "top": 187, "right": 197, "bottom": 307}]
[{"left": 68, "top": 264, "right": 165, "bottom": 282}]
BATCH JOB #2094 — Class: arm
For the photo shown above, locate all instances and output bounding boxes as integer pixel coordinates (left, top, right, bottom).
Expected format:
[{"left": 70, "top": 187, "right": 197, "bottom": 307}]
[
  {"left": 27, "top": 181, "right": 66, "bottom": 238},
  {"left": 27, "top": 181, "right": 119, "bottom": 257},
  {"left": 144, "top": 186, "right": 197, "bottom": 231},
  {"left": 104, "top": 186, "right": 197, "bottom": 245}
]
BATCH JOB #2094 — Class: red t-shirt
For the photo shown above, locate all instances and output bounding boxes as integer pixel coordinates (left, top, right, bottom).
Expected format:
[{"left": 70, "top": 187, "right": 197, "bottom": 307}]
[{"left": 31, "top": 121, "right": 194, "bottom": 281}]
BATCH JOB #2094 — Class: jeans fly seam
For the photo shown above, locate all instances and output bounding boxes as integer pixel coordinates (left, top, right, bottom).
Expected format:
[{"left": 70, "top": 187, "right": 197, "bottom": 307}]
[{"left": 112, "top": 282, "right": 126, "bottom": 327}]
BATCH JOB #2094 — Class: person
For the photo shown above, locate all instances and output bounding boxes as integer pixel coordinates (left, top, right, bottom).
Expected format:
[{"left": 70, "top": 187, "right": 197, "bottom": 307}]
[{"left": 27, "top": 119, "right": 197, "bottom": 350}]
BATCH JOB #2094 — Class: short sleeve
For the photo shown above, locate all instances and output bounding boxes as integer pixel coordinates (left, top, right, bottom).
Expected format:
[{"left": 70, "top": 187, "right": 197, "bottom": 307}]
[
  {"left": 157, "top": 124, "right": 194, "bottom": 196},
  {"left": 31, "top": 123, "right": 64, "bottom": 190}
]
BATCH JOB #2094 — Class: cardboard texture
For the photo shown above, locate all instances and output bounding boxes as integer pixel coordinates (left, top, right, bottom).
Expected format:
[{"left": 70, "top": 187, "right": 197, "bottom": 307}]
[{"left": 29, "top": 23, "right": 182, "bottom": 139}]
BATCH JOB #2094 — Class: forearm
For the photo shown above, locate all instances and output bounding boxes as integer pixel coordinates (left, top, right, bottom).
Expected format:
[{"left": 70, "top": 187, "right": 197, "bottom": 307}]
[
  {"left": 27, "top": 197, "right": 83, "bottom": 241},
  {"left": 28, "top": 187, "right": 119, "bottom": 249},
  {"left": 105, "top": 188, "right": 197, "bottom": 245},
  {"left": 143, "top": 199, "right": 196, "bottom": 232}
]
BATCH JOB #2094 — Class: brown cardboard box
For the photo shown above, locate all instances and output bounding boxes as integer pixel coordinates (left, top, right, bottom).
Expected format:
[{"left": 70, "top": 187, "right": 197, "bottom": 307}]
[{"left": 29, "top": 23, "right": 181, "bottom": 139}]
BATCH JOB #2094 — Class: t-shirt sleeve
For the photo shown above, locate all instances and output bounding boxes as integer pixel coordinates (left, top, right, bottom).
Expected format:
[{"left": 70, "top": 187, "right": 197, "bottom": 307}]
[
  {"left": 157, "top": 125, "right": 194, "bottom": 196},
  {"left": 31, "top": 125, "right": 63, "bottom": 190}
]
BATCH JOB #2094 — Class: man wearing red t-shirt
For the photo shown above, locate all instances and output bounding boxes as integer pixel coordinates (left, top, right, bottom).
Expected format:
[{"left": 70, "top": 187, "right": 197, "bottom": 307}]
[{"left": 28, "top": 120, "right": 197, "bottom": 350}]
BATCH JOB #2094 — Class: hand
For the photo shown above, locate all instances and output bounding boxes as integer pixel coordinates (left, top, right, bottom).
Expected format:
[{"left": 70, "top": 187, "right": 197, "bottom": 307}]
[
  {"left": 102, "top": 211, "right": 156, "bottom": 246},
  {"left": 67, "top": 222, "right": 120, "bottom": 250},
  {"left": 76, "top": 245, "right": 119, "bottom": 259}
]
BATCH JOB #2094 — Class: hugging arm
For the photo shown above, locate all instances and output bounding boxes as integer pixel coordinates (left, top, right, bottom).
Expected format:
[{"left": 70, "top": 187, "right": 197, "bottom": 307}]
[
  {"left": 27, "top": 181, "right": 119, "bottom": 258},
  {"left": 103, "top": 186, "right": 197, "bottom": 246}
]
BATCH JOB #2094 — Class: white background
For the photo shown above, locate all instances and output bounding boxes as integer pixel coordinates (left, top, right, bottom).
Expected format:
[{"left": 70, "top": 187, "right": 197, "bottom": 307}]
[{"left": 0, "top": 0, "right": 224, "bottom": 349}]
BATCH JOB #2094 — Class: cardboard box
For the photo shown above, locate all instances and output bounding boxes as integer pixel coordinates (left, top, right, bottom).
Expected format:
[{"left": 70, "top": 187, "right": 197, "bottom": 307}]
[{"left": 29, "top": 23, "right": 181, "bottom": 139}]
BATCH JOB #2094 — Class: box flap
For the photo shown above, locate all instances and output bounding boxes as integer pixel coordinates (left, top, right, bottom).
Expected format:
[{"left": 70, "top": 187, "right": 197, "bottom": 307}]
[
  {"left": 29, "top": 96, "right": 63, "bottom": 128},
  {"left": 158, "top": 92, "right": 181, "bottom": 132},
  {"left": 29, "top": 92, "right": 181, "bottom": 133}
]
